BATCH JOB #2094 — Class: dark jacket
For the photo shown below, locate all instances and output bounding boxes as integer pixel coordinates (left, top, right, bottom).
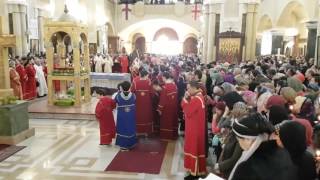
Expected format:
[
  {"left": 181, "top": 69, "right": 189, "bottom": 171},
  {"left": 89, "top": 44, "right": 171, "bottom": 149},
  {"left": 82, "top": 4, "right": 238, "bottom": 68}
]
[
  {"left": 293, "top": 151, "right": 317, "bottom": 180},
  {"left": 232, "top": 140, "right": 298, "bottom": 180}
]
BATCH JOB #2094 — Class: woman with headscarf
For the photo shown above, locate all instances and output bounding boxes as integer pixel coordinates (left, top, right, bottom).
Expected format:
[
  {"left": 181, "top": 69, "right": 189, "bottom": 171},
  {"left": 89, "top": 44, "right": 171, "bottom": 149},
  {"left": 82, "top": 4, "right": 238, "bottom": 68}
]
[
  {"left": 229, "top": 113, "right": 298, "bottom": 180},
  {"left": 277, "top": 121, "right": 317, "bottom": 180}
]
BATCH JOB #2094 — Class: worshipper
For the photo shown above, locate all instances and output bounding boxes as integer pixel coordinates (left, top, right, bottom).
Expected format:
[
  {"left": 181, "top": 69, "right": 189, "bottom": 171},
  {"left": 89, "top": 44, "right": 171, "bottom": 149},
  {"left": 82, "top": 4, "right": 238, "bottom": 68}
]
[
  {"left": 9, "top": 60, "right": 23, "bottom": 99},
  {"left": 181, "top": 81, "right": 206, "bottom": 179},
  {"left": 95, "top": 88, "right": 116, "bottom": 145},
  {"left": 34, "top": 58, "right": 48, "bottom": 97},
  {"left": 94, "top": 53, "right": 104, "bottom": 73},
  {"left": 131, "top": 68, "right": 153, "bottom": 136},
  {"left": 114, "top": 81, "right": 137, "bottom": 150},
  {"left": 157, "top": 71, "right": 178, "bottom": 140},
  {"left": 15, "top": 57, "right": 28, "bottom": 99},
  {"left": 229, "top": 113, "right": 298, "bottom": 180},
  {"left": 277, "top": 121, "right": 317, "bottom": 180},
  {"left": 24, "top": 57, "right": 37, "bottom": 100}
]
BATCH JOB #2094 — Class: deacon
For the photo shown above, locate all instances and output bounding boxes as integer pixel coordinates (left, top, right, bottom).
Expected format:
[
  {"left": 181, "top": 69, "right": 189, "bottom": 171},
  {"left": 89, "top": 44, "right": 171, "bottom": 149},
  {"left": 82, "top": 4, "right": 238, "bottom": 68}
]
[
  {"left": 114, "top": 81, "right": 137, "bottom": 150},
  {"left": 24, "top": 57, "right": 37, "bottom": 100},
  {"left": 95, "top": 89, "right": 116, "bottom": 145},
  {"left": 15, "top": 57, "right": 28, "bottom": 99},
  {"left": 9, "top": 60, "right": 23, "bottom": 99},
  {"left": 157, "top": 72, "right": 178, "bottom": 140},
  {"left": 181, "top": 80, "right": 206, "bottom": 178},
  {"left": 131, "top": 68, "right": 153, "bottom": 136},
  {"left": 119, "top": 48, "right": 129, "bottom": 73}
]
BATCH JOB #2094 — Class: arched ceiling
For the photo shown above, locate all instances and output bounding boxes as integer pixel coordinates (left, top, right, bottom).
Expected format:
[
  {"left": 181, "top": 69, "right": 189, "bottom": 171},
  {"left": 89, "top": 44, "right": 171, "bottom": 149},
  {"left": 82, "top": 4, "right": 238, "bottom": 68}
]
[
  {"left": 276, "top": 1, "right": 308, "bottom": 27},
  {"left": 257, "top": 15, "right": 273, "bottom": 33}
]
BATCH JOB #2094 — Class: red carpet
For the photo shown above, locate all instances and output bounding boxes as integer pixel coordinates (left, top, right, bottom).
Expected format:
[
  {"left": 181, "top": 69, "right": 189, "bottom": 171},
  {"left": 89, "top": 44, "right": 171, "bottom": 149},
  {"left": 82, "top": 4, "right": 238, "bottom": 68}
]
[
  {"left": 0, "top": 144, "right": 26, "bottom": 162},
  {"left": 105, "top": 138, "right": 167, "bottom": 174}
]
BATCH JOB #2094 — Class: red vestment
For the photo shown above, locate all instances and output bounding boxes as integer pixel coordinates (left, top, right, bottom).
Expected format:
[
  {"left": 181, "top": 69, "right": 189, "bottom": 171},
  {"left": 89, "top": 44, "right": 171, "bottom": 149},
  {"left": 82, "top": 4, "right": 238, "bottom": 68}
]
[
  {"left": 53, "top": 64, "right": 60, "bottom": 92},
  {"left": 181, "top": 93, "right": 206, "bottom": 176},
  {"left": 157, "top": 82, "right": 178, "bottom": 140},
  {"left": 95, "top": 96, "right": 116, "bottom": 145},
  {"left": 9, "top": 68, "right": 23, "bottom": 99},
  {"left": 119, "top": 56, "right": 129, "bottom": 73},
  {"left": 43, "top": 65, "right": 48, "bottom": 82},
  {"left": 131, "top": 77, "right": 153, "bottom": 135},
  {"left": 15, "top": 64, "right": 28, "bottom": 99},
  {"left": 25, "top": 64, "right": 37, "bottom": 100}
]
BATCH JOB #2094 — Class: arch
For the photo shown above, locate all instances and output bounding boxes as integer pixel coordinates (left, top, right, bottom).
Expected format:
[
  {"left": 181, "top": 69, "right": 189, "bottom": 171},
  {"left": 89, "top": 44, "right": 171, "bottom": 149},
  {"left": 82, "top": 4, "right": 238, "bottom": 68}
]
[
  {"left": 276, "top": 1, "right": 308, "bottom": 27},
  {"left": 106, "top": 22, "right": 115, "bottom": 36},
  {"left": 183, "top": 33, "right": 198, "bottom": 42},
  {"left": 183, "top": 36, "right": 198, "bottom": 55},
  {"left": 153, "top": 27, "right": 179, "bottom": 41},
  {"left": 257, "top": 15, "right": 273, "bottom": 33}
]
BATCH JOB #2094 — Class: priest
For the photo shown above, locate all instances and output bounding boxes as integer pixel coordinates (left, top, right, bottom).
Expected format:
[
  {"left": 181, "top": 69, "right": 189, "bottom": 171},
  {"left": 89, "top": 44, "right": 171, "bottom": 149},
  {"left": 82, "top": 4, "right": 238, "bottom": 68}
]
[
  {"left": 131, "top": 68, "right": 153, "bottom": 136},
  {"left": 157, "top": 72, "right": 178, "bottom": 140},
  {"left": 24, "top": 57, "right": 37, "bottom": 100},
  {"left": 34, "top": 58, "right": 48, "bottom": 97},
  {"left": 181, "top": 80, "right": 206, "bottom": 178}
]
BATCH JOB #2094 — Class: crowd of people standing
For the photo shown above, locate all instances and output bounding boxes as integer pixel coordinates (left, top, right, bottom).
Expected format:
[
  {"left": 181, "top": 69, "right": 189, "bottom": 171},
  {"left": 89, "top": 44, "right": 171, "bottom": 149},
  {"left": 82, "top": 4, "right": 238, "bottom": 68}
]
[
  {"left": 8, "top": 55, "right": 48, "bottom": 100},
  {"left": 95, "top": 53, "right": 320, "bottom": 180}
]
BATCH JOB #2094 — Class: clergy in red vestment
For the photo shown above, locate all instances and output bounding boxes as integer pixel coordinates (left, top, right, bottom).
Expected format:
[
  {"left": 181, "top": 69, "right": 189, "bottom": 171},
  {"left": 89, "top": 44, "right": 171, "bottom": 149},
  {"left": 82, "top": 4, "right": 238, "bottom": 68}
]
[
  {"left": 9, "top": 61, "right": 23, "bottom": 99},
  {"left": 15, "top": 58, "right": 28, "bottom": 99},
  {"left": 131, "top": 68, "right": 153, "bottom": 135},
  {"left": 24, "top": 58, "right": 37, "bottom": 100},
  {"left": 119, "top": 55, "right": 129, "bottom": 73},
  {"left": 157, "top": 72, "right": 178, "bottom": 140},
  {"left": 95, "top": 89, "right": 116, "bottom": 145},
  {"left": 181, "top": 80, "right": 207, "bottom": 177}
]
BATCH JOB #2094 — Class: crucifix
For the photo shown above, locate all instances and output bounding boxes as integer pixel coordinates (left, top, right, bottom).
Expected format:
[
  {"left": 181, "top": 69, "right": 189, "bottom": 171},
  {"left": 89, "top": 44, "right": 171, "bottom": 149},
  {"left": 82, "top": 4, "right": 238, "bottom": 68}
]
[
  {"left": 0, "top": 16, "right": 16, "bottom": 98},
  {"left": 122, "top": 3, "right": 131, "bottom": 21},
  {"left": 192, "top": 3, "right": 201, "bottom": 21}
]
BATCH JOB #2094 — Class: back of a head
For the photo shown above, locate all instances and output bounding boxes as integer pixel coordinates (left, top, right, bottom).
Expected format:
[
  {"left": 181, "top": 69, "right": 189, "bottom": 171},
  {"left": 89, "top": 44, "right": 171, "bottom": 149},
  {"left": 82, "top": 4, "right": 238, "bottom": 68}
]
[
  {"left": 189, "top": 80, "right": 200, "bottom": 89},
  {"left": 120, "top": 81, "right": 131, "bottom": 96},
  {"left": 269, "top": 105, "right": 289, "bottom": 125},
  {"left": 233, "top": 113, "right": 274, "bottom": 136},
  {"left": 139, "top": 68, "right": 148, "bottom": 77},
  {"left": 194, "top": 69, "right": 202, "bottom": 80},
  {"left": 279, "top": 121, "right": 307, "bottom": 157},
  {"left": 162, "top": 71, "right": 172, "bottom": 80},
  {"left": 222, "top": 91, "right": 244, "bottom": 110}
]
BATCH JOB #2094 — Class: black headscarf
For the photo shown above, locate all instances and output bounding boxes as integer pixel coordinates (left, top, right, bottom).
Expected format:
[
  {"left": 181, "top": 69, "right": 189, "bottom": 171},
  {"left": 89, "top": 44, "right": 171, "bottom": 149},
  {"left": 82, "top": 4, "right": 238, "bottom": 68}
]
[{"left": 222, "top": 91, "right": 244, "bottom": 110}]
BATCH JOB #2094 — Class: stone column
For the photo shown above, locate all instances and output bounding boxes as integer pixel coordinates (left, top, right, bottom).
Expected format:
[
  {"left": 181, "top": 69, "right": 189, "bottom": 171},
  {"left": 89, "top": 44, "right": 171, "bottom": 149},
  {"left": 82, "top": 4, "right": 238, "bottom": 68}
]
[
  {"left": 201, "top": 4, "right": 209, "bottom": 63},
  {"left": 270, "top": 30, "right": 284, "bottom": 55},
  {"left": 38, "top": 8, "right": 47, "bottom": 54},
  {"left": 105, "top": 24, "right": 109, "bottom": 54},
  {"left": 244, "top": 2, "right": 259, "bottom": 61},
  {"left": 306, "top": 21, "right": 317, "bottom": 61},
  {"left": 7, "top": 3, "right": 28, "bottom": 56},
  {"left": 206, "top": 4, "right": 217, "bottom": 62}
]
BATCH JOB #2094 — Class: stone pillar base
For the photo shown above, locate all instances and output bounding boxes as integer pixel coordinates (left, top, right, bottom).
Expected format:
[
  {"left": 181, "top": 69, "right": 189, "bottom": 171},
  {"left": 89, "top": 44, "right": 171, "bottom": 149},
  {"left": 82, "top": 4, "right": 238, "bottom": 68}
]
[
  {"left": 0, "top": 89, "right": 13, "bottom": 98},
  {"left": 0, "top": 128, "right": 35, "bottom": 145}
]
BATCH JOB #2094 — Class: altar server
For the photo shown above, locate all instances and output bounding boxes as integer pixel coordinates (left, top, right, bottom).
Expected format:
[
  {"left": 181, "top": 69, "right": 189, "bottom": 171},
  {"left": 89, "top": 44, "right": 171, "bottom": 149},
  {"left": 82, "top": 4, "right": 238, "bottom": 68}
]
[
  {"left": 181, "top": 80, "right": 206, "bottom": 178},
  {"left": 34, "top": 58, "right": 48, "bottom": 97},
  {"left": 95, "top": 89, "right": 116, "bottom": 145},
  {"left": 114, "top": 81, "right": 137, "bottom": 150},
  {"left": 24, "top": 57, "right": 37, "bottom": 100},
  {"left": 131, "top": 68, "right": 153, "bottom": 136},
  {"left": 157, "top": 72, "right": 178, "bottom": 140}
]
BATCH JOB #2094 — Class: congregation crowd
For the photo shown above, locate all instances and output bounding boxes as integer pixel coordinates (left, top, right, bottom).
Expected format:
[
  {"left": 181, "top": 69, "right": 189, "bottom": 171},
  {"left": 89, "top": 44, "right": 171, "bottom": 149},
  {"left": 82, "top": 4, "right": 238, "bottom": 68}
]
[{"left": 94, "top": 54, "right": 320, "bottom": 180}]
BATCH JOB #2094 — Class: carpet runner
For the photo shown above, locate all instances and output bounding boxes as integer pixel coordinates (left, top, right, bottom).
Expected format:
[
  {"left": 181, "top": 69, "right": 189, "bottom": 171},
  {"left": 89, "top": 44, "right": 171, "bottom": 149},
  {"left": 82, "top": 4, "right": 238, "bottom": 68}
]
[
  {"left": 105, "top": 138, "right": 167, "bottom": 174},
  {"left": 0, "top": 144, "right": 26, "bottom": 162}
]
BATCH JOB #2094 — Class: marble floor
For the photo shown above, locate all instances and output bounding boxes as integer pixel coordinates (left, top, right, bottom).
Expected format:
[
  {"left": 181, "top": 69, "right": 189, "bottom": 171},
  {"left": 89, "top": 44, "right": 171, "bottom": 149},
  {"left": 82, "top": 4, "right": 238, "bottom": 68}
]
[{"left": 0, "top": 119, "right": 190, "bottom": 180}]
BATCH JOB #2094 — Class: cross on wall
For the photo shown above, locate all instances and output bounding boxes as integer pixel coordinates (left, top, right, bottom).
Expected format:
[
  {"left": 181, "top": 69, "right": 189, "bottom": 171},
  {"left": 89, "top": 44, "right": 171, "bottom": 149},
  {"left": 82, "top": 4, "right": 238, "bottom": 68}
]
[
  {"left": 192, "top": 3, "right": 201, "bottom": 21},
  {"left": 122, "top": 3, "right": 131, "bottom": 20}
]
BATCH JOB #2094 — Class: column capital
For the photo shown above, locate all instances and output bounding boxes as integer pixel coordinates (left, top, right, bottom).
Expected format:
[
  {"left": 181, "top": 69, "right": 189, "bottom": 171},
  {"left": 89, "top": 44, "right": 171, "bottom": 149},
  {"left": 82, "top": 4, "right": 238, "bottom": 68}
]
[
  {"left": 306, "top": 21, "right": 318, "bottom": 29},
  {"left": 246, "top": 3, "right": 259, "bottom": 13},
  {"left": 6, "top": 2, "right": 27, "bottom": 14}
]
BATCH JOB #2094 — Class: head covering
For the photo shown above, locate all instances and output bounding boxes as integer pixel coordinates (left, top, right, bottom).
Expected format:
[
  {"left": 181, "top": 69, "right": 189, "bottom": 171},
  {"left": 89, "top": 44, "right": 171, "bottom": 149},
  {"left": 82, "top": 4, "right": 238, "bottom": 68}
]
[
  {"left": 229, "top": 113, "right": 273, "bottom": 180},
  {"left": 268, "top": 105, "right": 289, "bottom": 125},
  {"left": 215, "top": 101, "right": 226, "bottom": 111},
  {"left": 222, "top": 91, "right": 245, "bottom": 110},
  {"left": 293, "top": 72, "right": 305, "bottom": 83},
  {"left": 280, "top": 87, "right": 297, "bottom": 105},
  {"left": 231, "top": 102, "right": 249, "bottom": 118},
  {"left": 257, "top": 92, "right": 272, "bottom": 113},
  {"left": 210, "top": 72, "right": 224, "bottom": 86},
  {"left": 224, "top": 73, "right": 236, "bottom": 85},
  {"left": 241, "top": 91, "right": 256, "bottom": 107},
  {"left": 221, "top": 82, "right": 235, "bottom": 94},
  {"left": 287, "top": 77, "right": 304, "bottom": 92},
  {"left": 279, "top": 121, "right": 307, "bottom": 158},
  {"left": 266, "top": 95, "right": 286, "bottom": 109}
]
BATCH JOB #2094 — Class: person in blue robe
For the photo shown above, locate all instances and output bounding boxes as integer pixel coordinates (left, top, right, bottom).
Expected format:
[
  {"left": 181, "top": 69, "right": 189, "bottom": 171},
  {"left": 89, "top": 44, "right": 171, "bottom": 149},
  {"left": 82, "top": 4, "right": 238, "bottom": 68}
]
[{"left": 114, "top": 81, "right": 137, "bottom": 150}]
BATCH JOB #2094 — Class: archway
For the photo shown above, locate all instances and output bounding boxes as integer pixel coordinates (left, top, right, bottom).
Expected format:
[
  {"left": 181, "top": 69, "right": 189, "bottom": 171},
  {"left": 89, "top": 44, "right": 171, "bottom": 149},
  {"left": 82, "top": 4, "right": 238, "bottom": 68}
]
[
  {"left": 258, "top": 15, "right": 273, "bottom": 33},
  {"left": 152, "top": 27, "right": 180, "bottom": 55},
  {"left": 183, "top": 36, "right": 198, "bottom": 55}
]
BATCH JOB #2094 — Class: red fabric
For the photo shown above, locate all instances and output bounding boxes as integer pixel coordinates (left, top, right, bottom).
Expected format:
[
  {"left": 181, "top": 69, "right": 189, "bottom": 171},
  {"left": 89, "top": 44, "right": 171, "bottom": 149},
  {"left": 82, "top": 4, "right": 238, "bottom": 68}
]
[
  {"left": 131, "top": 77, "right": 154, "bottom": 135},
  {"left": 105, "top": 139, "right": 167, "bottom": 174},
  {"left": 292, "top": 117, "right": 313, "bottom": 146},
  {"left": 119, "top": 56, "right": 129, "bottom": 73},
  {"left": 43, "top": 65, "right": 48, "bottom": 82},
  {"left": 15, "top": 64, "right": 28, "bottom": 99},
  {"left": 157, "top": 82, "right": 178, "bottom": 140},
  {"left": 24, "top": 64, "right": 37, "bottom": 100},
  {"left": 9, "top": 68, "right": 23, "bottom": 99},
  {"left": 181, "top": 93, "right": 207, "bottom": 176},
  {"left": 157, "top": 74, "right": 165, "bottom": 86},
  {"left": 211, "top": 115, "right": 221, "bottom": 134},
  {"left": 95, "top": 97, "right": 116, "bottom": 145},
  {"left": 53, "top": 64, "right": 60, "bottom": 92}
]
